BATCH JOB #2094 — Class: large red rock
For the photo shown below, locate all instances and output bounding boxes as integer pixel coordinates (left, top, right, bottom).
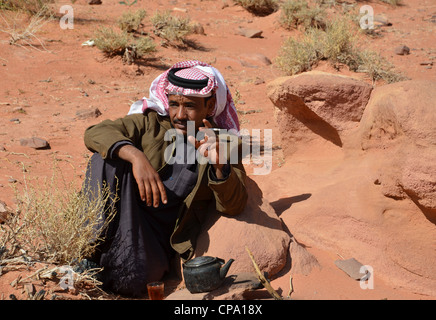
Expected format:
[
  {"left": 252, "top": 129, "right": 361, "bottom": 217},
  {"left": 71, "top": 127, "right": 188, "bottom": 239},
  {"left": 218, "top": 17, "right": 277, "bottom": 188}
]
[
  {"left": 267, "top": 71, "right": 373, "bottom": 155},
  {"left": 258, "top": 78, "right": 436, "bottom": 296},
  {"left": 359, "top": 80, "right": 436, "bottom": 212},
  {"left": 194, "top": 178, "right": 291, "bottom": 278},
  {"left": 358, "top": 80, "right": 436, "bottom": 150}
]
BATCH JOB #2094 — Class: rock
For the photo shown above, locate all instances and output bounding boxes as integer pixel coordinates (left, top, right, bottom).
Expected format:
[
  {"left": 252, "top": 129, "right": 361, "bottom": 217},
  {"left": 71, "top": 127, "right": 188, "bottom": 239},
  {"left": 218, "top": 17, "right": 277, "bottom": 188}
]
[
  {"left": 88, "top": 0, "right": 102, "bottom": 4},
  {"left": 236, "top": 27, "right": 263, "bottom": 38},
  {"left": 359, "top": 80, "right": 436, "bottom": 211},
  {"left": 0, "top": 200, "right": 13, "bottom": 224},
  {"left": 394, "top": 45, "right": 410, "bottom": 55},
  {"left": 195, "top": 178, "right": 291, "bottom": 278},
  {"left": 374, "top": 14, "right": 391, "bottom": 27},
  {"left": 334, "top": 258, "right": 367, "bottom": 280},
  {"left": 166, "top": 273, "right": 265, "bottom": 300},
  {"left": 267, "top": 71, "right": 373, "bottom": 155},
  {"left": 75, "top": 107, "right": 102, "bottom": 120},
  {"left": 238, "top": 53, "right": 272, "bottom": 68},
  {"left": 289, "top": 237, "right": 320, "bottom": 276},
  {"left": 19, "top": 137, "right": 50, "bottom": 149},
  {"left": 191, "top": 22, "right": 205, "bottom": 35},
  {"left": 359, "top": 80, "right": 436, "bottom": 149}
]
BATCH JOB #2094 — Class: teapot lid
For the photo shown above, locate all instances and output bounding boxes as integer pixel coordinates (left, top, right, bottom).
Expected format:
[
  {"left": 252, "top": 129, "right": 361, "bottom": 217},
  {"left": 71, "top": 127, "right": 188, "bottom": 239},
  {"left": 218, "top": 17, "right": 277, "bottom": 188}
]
[{"left": 185, "top": 256, "right": 218, "bottom": 267}]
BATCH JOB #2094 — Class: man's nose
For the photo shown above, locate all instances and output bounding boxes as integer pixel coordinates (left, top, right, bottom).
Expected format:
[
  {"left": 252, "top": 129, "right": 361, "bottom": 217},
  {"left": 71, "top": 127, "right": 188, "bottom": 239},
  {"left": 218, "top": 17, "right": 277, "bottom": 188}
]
[{"left": 176, "top": 106, "right": 187, "bottom": 120}]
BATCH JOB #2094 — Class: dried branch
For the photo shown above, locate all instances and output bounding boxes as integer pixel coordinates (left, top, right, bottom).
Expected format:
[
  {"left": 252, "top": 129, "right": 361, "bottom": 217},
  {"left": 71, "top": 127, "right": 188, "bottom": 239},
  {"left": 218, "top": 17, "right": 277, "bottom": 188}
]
[{"left": 245, "top": 246, "right": 282, "bottom": 300}]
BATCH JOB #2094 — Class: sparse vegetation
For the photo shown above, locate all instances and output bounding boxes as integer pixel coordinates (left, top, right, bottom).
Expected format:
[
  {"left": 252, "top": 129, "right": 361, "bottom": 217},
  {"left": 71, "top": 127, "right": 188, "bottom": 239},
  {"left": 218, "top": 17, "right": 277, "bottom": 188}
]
[
  {"left": 357, "top": 49, "right": 407, "bottom": 83},
  {"left": 0, "top": 5, "right": 53, "bottom": 51},
  {"left": 233, "top": 0, "right": 279, "bottom": 16},
  {"left": 276, "top": 16, "right": 406, "bottom": 83},
  {"left": 117, "top": 9, "right": 147, "bottom": 33},
  {"left": 93, "top": 26, "right": 156, "bottom": 62},
  {"left": 94, "top": 27, "right": 132, "bottom": 56},
  {"left": 0, "top": 0, "right": 55, "bottom": 15},
  {"left": 0, "top": 166, "right": 118, "bottom": 265},
  {"left": 150, "top": 10, "right": 193, "bottom": 46},
  {"left": 279, "top": 0, "right": 326, "bottom": 30},
  {"left": 380, "top": 0, "right": 402, "bottom": 6}
]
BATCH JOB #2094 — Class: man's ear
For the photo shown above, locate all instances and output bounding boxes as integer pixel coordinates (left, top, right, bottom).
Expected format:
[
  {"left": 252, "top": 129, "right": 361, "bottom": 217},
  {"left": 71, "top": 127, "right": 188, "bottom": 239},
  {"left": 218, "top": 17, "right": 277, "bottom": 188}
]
[{"left": 206, "top": 95, "right": 216, "bottom": 116}]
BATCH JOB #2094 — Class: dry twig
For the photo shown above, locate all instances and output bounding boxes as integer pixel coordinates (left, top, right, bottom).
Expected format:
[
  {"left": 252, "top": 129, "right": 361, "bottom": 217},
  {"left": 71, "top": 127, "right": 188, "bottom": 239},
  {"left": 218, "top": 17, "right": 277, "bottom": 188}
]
[{"left": 245, "top": 246, "right": 282, "bottom": 300}]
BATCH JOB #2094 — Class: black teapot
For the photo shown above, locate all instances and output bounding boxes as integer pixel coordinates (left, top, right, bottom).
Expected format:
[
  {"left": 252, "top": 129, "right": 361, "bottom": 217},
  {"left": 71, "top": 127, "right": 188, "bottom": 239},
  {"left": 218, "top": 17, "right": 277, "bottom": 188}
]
[{"left": 182, "top": 256, "right": 234, "bottom": 293}]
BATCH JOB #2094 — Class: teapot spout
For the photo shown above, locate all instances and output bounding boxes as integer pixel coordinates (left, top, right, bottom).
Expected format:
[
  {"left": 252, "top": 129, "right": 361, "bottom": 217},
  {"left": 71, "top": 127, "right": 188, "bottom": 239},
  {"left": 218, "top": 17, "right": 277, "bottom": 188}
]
[{"left": 220, "top": 258, "right": 234, "bottom": 280}]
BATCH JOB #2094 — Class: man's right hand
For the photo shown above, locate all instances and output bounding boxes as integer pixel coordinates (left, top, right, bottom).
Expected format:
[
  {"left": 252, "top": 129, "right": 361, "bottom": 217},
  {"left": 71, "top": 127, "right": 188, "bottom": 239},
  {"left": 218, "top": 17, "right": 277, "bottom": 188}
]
[{"left": 114, "top": 144, "right": 167, "bottom": 207}]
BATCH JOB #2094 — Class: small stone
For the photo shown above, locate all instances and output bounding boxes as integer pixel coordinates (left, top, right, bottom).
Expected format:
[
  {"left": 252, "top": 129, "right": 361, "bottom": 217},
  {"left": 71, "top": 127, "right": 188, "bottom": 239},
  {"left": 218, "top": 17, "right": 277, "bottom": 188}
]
[
  {"left": 394, "top": 45, "right": 410, "bottom": 55},
  {"left": 88, "top": 0, "right": 102, "bottom": 4},
  {"left": 334, "top": 258, "right": 367, "bottom": 280},
  {"left": 236, "top": 27, "right": 263, "bottom": 38},
  {"left": 191, "top": 22, "right": 205, "bottom": 35},
  {"left": 19, "top": 137, "right": 50, "bottom": 149},
  {"left": 75, "top": 107, "right": 102, "bottom": 120},
  {"left": 420, "top": 61, "right": 433, "bottom": 66},
  {"left": 0, "top": 200, "right": 13, "bottom": 224}
]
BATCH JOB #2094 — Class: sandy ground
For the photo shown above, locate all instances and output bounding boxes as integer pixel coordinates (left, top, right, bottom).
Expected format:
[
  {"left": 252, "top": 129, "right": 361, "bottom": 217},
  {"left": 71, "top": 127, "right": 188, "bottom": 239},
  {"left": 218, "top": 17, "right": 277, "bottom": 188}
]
[{"left": 0, "top": 0, "right": 435, "bottom": 300}]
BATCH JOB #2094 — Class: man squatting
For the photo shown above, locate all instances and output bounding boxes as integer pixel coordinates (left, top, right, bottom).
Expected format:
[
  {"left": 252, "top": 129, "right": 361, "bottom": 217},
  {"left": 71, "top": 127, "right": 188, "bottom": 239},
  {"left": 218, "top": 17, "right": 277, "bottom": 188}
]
[{"left": 82, "top": 60, "right": 248, "bottom": 296}]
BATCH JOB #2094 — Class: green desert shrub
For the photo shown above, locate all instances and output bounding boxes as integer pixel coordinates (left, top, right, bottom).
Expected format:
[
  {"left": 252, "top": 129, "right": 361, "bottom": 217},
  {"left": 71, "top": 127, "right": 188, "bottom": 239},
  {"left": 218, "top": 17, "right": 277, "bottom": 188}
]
[
  {"left": 279, "top": 0, "right": 326, "bottom": 30},
  {"left": 150, "top": 10, "right": 193, "bottom": 46},
  {"left": 93, "top": 26, "right": 155, "bottom": 60},
  {"left": 275, "top": 17, "right": 405, "bottom": 83},
  {"left": 117, "top": 9, "right": 147, "bottom": 33}
]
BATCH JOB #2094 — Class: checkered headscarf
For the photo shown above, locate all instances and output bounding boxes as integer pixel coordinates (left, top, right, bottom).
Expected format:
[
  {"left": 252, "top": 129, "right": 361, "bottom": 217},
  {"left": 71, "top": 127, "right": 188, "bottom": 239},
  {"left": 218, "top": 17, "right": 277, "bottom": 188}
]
[{"left": 128, "top": 60, "right": 240, "bottom": 133}]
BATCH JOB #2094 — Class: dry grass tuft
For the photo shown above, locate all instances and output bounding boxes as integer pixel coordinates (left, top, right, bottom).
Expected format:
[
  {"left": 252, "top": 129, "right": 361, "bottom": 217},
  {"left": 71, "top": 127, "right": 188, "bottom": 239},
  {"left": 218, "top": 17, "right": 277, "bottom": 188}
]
[
  {"left": 279, "top": 0, "right": 326, "bottom": 30},
  {"left": 93, "top": 26, "right": 156, "bottom": 63},
  {"left": 0, "top": 165, "right": 118, "bottom": 266},
  {"left": 0, "top": 0, "right": 55, "bottom": 15},
  {"left": 117, "top": 9, "right": 147, "bottom": 33},
  {"left": 150, "top": 10, "right": 193, "bottom": 47},
  {"left": 275, "top": 16, "right": 406, "bottom": 83},
  {"left": 0, "top": 5, "right": 53, "bottom": 51}
]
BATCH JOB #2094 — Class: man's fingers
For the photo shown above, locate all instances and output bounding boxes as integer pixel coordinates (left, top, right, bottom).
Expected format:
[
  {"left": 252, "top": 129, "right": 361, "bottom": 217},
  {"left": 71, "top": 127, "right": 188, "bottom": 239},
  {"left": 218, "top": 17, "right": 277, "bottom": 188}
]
[
  {"left": 151, "top": 181, "right": 161, "bottom": 208},
  {"left": 157, "top": 179, "right": 167, "bottom": 205},
  {"left": 203, "top": 119, "right": 212, "bottom": 128},
  {"left": 137, "top": 179, "right": 147, "bottom": 202}
]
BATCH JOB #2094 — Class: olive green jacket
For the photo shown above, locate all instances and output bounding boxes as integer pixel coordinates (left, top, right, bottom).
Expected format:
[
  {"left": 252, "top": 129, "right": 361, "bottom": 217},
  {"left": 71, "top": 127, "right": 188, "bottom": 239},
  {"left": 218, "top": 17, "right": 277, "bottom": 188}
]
[{"left": 84, "top": 110, "right": 248, "bottom": 260}]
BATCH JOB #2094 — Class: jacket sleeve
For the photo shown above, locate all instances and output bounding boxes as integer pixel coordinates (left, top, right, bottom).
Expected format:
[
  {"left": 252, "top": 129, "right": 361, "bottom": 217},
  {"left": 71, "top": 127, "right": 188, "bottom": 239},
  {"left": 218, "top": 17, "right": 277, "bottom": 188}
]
[
  {"left": 84, "top": 114, "right": 147, "bottom": 159},
  {"left": 206, "top": 134, "right": 248, "bottom": 216}
]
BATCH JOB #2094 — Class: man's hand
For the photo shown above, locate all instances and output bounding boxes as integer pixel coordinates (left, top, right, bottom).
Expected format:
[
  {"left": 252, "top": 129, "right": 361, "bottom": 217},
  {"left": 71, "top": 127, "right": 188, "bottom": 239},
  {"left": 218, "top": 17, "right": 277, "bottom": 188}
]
[
  {"left": 188, "top": 119, "right": 227, "bottom": 179},
  {"left": 114, "top": 144, "right": 167, "bottom": 207}
]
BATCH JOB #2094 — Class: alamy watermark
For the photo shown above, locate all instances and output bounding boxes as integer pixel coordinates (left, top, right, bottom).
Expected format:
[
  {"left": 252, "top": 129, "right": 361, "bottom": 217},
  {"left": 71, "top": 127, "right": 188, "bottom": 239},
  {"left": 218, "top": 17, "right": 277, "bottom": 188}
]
[
  {"left": 360, "top": 265, "right": 374, "bottom": 290},
  {"left": 59, "top": 5, "right": 74, "bottom": 30},
  {"left": 59, "top": 265, "right": 74, "bottom": 290},
  {"left": 163, "top": 121, "right": 272, "bottom": 175},
  {"left": 359, "top": 5, "right": 375, "bottom": 30}
]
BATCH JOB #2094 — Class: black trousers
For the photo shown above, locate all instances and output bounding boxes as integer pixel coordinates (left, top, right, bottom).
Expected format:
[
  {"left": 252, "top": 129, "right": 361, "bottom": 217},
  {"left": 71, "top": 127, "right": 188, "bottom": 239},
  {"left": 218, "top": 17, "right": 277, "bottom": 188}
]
[{"left": 84, "top": 153, "right": 179, "bottom": 296}]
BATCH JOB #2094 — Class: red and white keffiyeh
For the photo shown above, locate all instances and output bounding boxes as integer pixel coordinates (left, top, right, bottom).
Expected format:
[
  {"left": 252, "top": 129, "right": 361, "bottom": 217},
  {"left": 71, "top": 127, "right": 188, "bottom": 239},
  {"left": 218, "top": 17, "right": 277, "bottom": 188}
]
[{"left": 128, "top": 60, "right": 240, "bottom": 133}]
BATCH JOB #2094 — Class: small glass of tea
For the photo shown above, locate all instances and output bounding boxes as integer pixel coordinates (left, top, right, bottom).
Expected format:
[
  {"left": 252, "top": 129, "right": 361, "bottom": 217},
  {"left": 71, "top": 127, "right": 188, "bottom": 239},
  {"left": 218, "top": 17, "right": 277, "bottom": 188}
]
[{"left": 147, "top": 281, "right": 165, "bottom": 300}]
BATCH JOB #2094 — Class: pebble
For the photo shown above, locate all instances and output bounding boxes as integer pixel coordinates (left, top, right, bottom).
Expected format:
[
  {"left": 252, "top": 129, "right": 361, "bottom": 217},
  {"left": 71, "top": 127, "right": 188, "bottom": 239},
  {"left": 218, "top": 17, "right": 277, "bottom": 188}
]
[
  {"left": 19, "top": 137, "right": 50, "bottom": 149},
  {"left": 394, "top": 45, "right": 410, "bottom": 55},
  {"left": 236, "top": 27, "right": 263, "bottom": 38}
]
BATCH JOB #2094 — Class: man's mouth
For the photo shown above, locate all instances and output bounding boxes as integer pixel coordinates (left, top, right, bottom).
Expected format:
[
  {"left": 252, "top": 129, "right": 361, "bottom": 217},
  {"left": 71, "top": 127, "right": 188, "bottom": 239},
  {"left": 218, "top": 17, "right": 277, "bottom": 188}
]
[{"left": 174, "top": 121, "right": 187, "bottom": 129}]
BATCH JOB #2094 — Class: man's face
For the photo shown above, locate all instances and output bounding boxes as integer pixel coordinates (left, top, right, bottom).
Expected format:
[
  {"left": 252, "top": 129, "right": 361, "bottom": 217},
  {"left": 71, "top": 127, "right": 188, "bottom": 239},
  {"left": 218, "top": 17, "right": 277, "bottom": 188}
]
[{"left": 168, "top": 94, "right": 215, "bottom": 135}]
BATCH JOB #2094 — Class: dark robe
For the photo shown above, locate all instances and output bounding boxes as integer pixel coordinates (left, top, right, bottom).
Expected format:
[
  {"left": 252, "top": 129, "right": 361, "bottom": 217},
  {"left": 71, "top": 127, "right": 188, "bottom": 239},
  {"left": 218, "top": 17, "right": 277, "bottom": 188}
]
[{"left": 83, "top": 141, "right": 198, "bottom": 296}]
